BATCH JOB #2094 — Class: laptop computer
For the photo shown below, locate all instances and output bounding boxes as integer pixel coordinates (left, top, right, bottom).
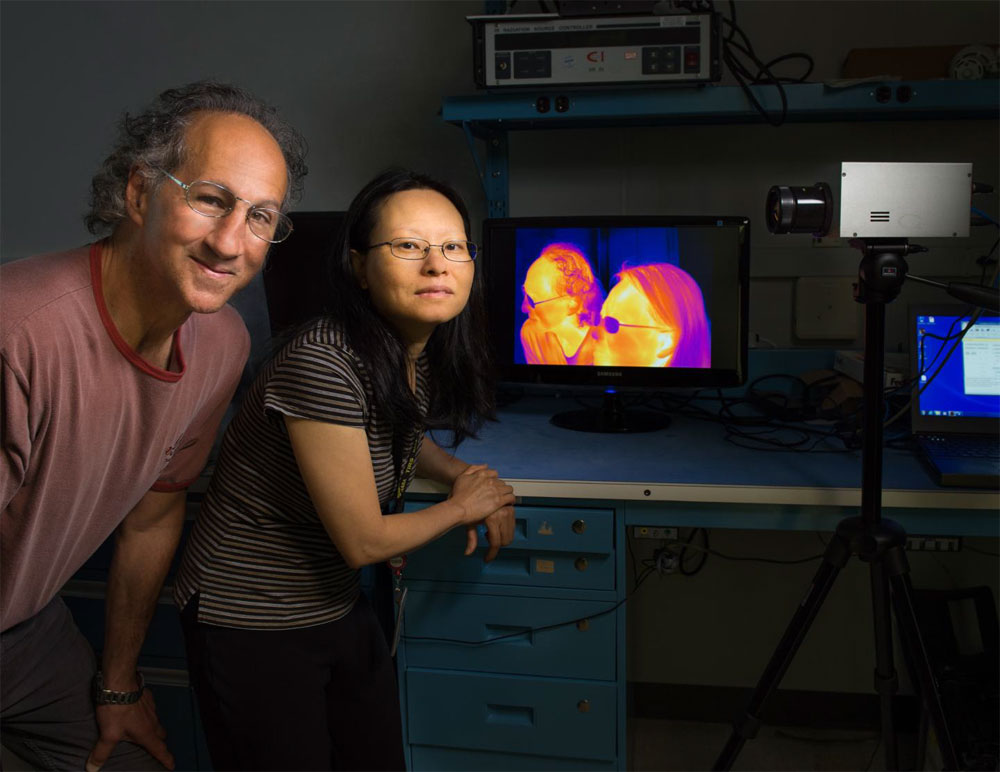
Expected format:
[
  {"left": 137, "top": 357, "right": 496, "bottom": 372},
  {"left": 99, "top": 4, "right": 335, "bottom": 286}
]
[{"left": 910, "top": 305, "right": 1000, "bottom": 489}]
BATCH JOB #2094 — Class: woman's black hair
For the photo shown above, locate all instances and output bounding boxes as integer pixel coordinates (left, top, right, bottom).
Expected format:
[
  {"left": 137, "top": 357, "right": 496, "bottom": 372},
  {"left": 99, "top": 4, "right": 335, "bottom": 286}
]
[{"left": 326, "top": 168, "right": 495, "bottom": 456}]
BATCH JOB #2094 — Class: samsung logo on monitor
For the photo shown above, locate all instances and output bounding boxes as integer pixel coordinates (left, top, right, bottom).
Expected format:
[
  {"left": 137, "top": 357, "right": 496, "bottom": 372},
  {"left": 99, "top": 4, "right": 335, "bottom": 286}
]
[{"left": 596, "top": 370, "right": 623, "bottom": 377}]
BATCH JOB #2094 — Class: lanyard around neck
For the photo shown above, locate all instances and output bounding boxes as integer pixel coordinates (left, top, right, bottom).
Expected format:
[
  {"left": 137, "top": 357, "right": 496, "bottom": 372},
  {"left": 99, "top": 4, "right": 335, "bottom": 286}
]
[{"left": 386, "top": 433, "right": 421, "bottom": 515}]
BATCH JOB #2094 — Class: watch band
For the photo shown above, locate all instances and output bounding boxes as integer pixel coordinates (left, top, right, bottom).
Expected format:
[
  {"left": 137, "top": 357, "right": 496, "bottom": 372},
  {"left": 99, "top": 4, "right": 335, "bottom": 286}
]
[{"left": 92, "top": 670, "right": 145, "bottom": 705}]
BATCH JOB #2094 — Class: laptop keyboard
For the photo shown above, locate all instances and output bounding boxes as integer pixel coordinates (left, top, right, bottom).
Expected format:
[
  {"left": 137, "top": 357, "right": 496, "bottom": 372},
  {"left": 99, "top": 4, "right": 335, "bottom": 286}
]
[{"left": 921, "top": 434, "right": 1000, "bottom": 459}]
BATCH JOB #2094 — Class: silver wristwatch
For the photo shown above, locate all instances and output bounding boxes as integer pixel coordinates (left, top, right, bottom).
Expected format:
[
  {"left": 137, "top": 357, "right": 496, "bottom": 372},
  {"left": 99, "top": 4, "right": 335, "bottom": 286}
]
[{"left": 92, "top": 670, "right": 145, "bottom": 705}]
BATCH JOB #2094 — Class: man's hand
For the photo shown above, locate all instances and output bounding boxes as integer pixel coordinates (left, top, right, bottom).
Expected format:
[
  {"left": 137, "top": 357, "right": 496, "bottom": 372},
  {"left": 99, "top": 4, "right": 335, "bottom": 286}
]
[
  {"left": 94, "top": 489, "right": 185, "bottom": 771},
  {"left": 86, "top": 690, "right": 175, "bottom": 771}
]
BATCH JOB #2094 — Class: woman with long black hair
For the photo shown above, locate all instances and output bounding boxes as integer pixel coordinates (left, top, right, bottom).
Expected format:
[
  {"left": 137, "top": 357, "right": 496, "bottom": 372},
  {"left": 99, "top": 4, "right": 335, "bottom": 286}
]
[{"left": 175, "top": 169, "right": 515, "bottom": 771}]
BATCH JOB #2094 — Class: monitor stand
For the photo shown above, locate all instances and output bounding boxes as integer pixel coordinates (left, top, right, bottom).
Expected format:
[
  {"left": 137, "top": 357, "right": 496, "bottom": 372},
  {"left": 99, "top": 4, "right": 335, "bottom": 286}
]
[{"left": 550, "top": 389, "right": 670, "bottom": 433}]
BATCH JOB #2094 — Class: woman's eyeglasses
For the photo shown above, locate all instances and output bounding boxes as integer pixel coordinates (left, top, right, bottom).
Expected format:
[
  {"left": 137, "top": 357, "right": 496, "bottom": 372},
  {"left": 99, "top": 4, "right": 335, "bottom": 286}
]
[{"left": 367, "top": 237, "right": 477, "bottom": 262}]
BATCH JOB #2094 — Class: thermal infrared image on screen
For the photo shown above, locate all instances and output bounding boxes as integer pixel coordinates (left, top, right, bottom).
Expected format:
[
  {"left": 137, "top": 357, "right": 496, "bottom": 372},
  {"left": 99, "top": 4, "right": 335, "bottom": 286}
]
[{"left": 515, "top": 227, "right": 711, "bottom": 367}]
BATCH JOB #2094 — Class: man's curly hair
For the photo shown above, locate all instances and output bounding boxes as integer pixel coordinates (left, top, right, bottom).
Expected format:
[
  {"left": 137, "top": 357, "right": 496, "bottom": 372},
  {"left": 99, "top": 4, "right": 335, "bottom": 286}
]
[{"left": 85, "top": 81, "right": 308, "bottom": 235}]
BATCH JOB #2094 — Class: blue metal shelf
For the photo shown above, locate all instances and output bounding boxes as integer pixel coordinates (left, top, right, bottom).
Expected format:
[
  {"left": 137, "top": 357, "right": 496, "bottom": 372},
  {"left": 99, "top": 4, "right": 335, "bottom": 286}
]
[
  {"left": 443, "top": 79, "right": 999, "bottom": 130},
  {"left": 442, "top": 79, "right": 999, "bottom": 217}
]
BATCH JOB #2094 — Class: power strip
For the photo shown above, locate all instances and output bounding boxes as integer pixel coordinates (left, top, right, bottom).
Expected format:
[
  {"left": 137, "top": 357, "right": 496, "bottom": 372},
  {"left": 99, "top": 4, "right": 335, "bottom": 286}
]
[
  {"left": 632, "top": 526, "right": 678, "bottom": 540},
  {"left": 906, "top": 535, "right": 962, "bottom": 552}
]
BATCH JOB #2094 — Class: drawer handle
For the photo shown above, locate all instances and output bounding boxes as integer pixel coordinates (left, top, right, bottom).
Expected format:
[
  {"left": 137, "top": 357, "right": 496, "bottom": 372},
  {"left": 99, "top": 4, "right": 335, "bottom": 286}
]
[
  {"left": 487, "top": 704, "right": 535, "bottom": 726},
  {"left": 574, "top": 557, "right": 589, "bottom": 572},
  {"left": 577, "top": 699, "right": 591, "bottom": 713},
  {"left": 485, "top": 624, "right": 532, "bottom": 645},
  {"left": 572, "top": 519, "right": 586, "bottom": 534},
  {"left": 576, "top": 619, "right": 590, "bottom": 632}
]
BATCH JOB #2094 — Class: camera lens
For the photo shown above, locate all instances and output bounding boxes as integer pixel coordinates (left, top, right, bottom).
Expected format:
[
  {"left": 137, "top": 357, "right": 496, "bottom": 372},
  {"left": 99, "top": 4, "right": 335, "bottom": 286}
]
[{"left": 765, "top": 182, "right": 834, "bottom": 236}]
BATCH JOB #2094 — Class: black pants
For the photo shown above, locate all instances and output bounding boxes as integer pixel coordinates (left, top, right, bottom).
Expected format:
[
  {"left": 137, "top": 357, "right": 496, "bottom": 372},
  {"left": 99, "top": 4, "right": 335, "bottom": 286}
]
[{"left": 180, "top": 593, "right": 405, "bottom": 771}]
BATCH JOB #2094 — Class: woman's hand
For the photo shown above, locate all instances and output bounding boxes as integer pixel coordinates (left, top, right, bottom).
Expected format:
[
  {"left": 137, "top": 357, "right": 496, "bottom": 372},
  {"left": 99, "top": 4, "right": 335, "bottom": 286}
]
[
  {"left": 448, "top": 464, "right": 516, "bottom": 562},
  {"left": 448, "top": 464, "right": 515, "bottom": 523},
  {"left": 464, "top": 505, "right": 516, "bottom": 562}
]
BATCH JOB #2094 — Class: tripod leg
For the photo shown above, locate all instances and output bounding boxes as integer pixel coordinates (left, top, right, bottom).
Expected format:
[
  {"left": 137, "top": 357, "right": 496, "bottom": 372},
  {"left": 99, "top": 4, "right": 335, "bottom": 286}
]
[
  {"left": 885, "top": 548, "right": 960, "bottom": 770},
  {"left": 869, "top": 558, "right": 900, "bottom": 769},
  {"left": 712, "top": 535, "right": 851, "bottom": 771}
]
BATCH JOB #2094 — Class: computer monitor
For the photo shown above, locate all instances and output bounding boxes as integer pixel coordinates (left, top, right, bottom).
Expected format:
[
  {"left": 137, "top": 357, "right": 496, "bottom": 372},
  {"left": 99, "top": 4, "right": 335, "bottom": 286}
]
[
  {"left": 261, "top": 211, "right": 347, "bottom": 335},
  {"left": 483, "top": 215, "right": 750, "bottom": 432},
  {"left": 911, "top": 306, "right": 1000, "bottom": 429}
]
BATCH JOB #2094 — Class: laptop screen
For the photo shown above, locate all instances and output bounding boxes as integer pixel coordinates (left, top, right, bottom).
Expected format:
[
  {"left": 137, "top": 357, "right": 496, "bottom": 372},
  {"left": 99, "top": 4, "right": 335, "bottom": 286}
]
[{"left": 911, "top": 306, "right": 1000, "bottom": 435}]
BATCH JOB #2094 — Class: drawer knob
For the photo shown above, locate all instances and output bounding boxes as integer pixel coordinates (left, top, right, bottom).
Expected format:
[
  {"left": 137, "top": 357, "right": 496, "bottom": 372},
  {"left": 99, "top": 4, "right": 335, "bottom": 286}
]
[
  {"left": 572, "top": 519, "right": 586, "bottom": 534},
  {"left": 576, "top": 619, "right": 590, "bottom": 632},
  {"left": 577, "top": 699, "right": 591, "bottom": 713},
  {"left": 574, "top": 557, "right": 589, "bottom": 572}
]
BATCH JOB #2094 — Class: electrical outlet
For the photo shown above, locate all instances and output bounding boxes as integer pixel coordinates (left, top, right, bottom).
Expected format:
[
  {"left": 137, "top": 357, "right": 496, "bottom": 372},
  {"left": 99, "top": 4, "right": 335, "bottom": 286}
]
[
  {"left": 632, "top": 526, "right": 678, "bottom": 540},
  {"left": 906, "top": 535, "right": 962, "bottom": 552}
]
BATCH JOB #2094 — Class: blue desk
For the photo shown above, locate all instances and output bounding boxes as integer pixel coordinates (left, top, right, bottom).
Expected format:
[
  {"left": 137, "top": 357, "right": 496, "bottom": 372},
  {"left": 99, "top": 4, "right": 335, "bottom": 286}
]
[
  {"left": 414, "top": 394, "right": 998, "bottom": 535},
  {"left": 400, "top": 390, "right": 997, "bottom": 770}
]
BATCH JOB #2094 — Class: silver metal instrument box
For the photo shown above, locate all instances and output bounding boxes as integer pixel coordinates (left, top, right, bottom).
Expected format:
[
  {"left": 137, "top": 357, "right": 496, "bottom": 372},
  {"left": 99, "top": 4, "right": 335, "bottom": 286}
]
[
  {"left": 470, "top": 13, "right": 720, "bottom": 89},
  {"left": 839, "top": 162, "right": 972, "bottom": 238}
]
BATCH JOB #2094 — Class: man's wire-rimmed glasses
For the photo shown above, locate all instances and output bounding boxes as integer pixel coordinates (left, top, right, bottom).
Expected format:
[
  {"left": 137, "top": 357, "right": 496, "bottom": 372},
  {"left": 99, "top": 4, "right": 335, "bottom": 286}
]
[
  {"left": 367, "top": 237, "right": 478, "bottom": 262},
  {"left": 522, "top": 287, "right": 571, "bottom": 312},
  {"left": 157, "top": 169, "right": 293, "bottom": 244}
]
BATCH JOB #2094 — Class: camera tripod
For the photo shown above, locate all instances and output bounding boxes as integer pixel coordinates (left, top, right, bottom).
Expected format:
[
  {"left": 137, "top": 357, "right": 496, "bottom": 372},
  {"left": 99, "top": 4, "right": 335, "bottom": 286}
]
[{"left": 714, "top": 240, "right": 960, "bottom": 771}]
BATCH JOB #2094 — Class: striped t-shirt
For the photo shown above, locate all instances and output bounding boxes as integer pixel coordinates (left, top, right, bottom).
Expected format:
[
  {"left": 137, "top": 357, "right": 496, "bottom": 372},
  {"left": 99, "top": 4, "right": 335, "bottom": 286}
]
[{"left": 174, "top": 318, "right": 429, "bottom": 629}]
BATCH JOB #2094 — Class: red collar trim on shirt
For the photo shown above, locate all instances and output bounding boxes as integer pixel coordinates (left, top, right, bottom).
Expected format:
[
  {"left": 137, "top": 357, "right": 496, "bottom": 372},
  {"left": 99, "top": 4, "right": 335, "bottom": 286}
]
[{"left": 90, "top": 241, "right": 186, "bottom": 382}]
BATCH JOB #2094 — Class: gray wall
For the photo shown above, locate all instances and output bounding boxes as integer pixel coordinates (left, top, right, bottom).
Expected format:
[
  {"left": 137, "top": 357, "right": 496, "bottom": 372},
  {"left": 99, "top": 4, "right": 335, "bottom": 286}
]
[
  {"left": 1, "top": 0, "right": 486, "bottom": 256},
  {"left": 3, "top": 0, "right": 997, "bottom": 694}
]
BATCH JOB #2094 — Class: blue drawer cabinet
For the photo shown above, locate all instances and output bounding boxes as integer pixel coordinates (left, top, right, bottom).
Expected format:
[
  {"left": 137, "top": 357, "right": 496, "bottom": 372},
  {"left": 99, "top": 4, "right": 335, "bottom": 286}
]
[
  {"left": 409, "top": 746, "right": 617, "bottom": 771},
  {"left": 405, "top": 504, "right": 616, "bottom": 590},
  {"left": 397, "top": 499, "right": 626, "bottom": 770},
  {"left": 402, "top": 589, "right": 617, "bottom": 679},
  {"left": 406, "top": 669, "right": 618, "bottom": 760},
  {"left": 408, "top": 540, "right": 615, "bottom": 590},
  {"left": 407, "top": 504, "right": 613, "bottom": 553}
]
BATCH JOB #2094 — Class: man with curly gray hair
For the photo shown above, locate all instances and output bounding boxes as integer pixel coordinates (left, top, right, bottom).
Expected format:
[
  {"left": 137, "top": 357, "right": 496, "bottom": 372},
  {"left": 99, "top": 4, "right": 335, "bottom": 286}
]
[{"left": 1, "top": 81, "right": 308, "bottom": 771}]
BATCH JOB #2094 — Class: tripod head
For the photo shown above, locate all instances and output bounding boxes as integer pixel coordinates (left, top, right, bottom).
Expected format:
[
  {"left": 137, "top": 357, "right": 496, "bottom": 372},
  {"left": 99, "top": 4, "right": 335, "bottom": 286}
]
[
  {"left": 848, "top": 237, "right": 1000, "bottom": 311},
  {"left": 849, "top": 238, "right": 913, "bottom": 306}
]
